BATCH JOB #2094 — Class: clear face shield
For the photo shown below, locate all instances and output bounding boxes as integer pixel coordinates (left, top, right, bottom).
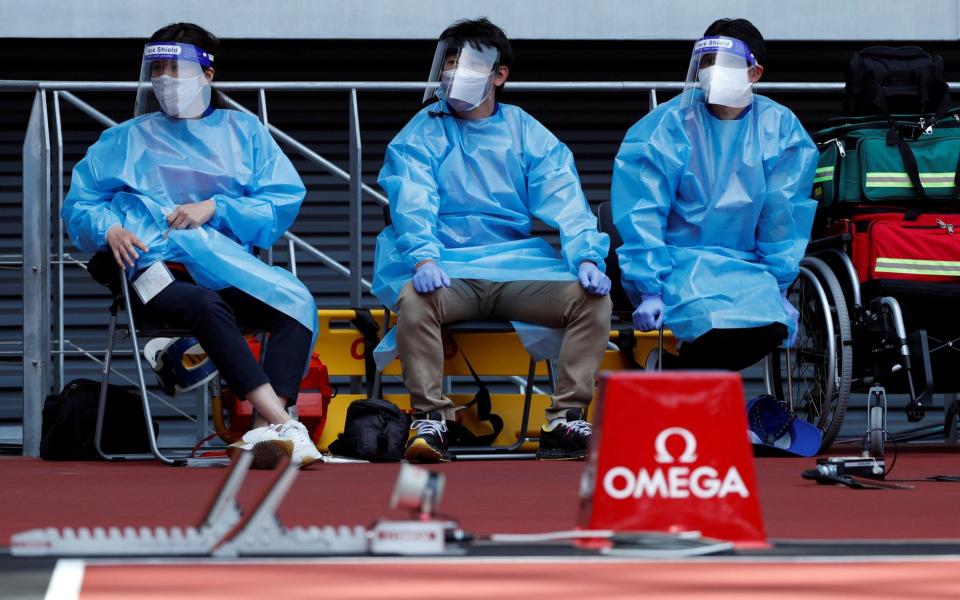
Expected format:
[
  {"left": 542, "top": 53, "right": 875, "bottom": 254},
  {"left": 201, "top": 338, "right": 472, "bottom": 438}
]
[
  {"left": 680, "top": 36, "right": 757, "bottom": 109},
  {"left": 134, "top": 42, "right": 215, "bottom": 118},
  {"left": 422, "top": 41, "right": 499, "bottom": 113}
]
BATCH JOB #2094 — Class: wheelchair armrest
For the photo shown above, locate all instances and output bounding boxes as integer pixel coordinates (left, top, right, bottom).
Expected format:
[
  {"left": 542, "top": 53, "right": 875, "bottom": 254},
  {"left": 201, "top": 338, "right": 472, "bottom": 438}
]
[{"left": 806, "top": 234, "right": 851, "bottom": 255}]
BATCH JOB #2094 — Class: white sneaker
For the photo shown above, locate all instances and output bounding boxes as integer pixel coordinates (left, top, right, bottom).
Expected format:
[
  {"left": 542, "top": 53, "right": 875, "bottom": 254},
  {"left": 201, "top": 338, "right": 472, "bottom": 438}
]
[
  {"left": 228, "top": 424, "right": 285, "bottom": 468},
  {"left": 281, "top": 420, "right": 326, "bottom": 467},
  {"left": 241, "top": 424, "right": 284, "bottom": 447},
  {"left": 252, "top": 420, "right": 325, "bottom": 468}
]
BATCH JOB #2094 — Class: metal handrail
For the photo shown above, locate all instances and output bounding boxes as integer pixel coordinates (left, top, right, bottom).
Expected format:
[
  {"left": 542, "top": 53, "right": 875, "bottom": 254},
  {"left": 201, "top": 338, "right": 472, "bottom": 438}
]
[
  {"left": 3, "top": 80, "right": 849, "bottom": 91},
  {"left": 285, "top": 232, "right": 372, "bottom": 288},
  {"left": 12, "top": 79, "right": 960, "bottom": 92},
  {"left": 218, "top": 93, "right": 388, "bottom": 206}
]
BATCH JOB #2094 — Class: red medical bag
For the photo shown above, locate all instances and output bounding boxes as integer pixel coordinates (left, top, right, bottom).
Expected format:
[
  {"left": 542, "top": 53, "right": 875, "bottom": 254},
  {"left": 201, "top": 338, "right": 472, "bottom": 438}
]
[
  {"left": 217, "top": 337, "right": 334, "bottom": 443},
  {"left": 843, "top": 211, "right": 960, "bottom": 283}
]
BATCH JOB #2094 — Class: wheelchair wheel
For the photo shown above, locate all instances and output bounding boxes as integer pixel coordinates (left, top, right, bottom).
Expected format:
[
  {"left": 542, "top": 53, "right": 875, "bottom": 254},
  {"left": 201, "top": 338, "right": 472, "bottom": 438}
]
[
  {"left": 868, "top": 404, "right": 885, "bottom": 457},
  {"left": 766, "top": 262, "right": 852, "bottom": 452},
  {"left": 944, "top": 398, "right": 960, "bottom": 443}
]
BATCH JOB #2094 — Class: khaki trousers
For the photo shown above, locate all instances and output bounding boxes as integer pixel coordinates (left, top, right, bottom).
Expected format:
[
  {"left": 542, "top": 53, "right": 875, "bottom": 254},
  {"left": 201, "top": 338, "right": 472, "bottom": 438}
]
[{"left": 395, "top": 279, "right": 613, "bottom": 421}]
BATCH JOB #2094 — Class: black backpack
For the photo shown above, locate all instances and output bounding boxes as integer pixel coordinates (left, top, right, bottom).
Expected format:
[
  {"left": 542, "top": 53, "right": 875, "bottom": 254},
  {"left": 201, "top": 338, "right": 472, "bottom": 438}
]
[
  {"left": 844, "top": 46, "right": 951, "bottom": 118},
  {"left": 40, "top": 379, "right": 158, "bottom": 460},
  {"left": 841, "top": 46, "right": 956, "bottom": 201},
  {"left": 328, "top": 309, "right": 411, "bottom": 462},
  {"left": 328, "top": 398, "right": 411, "bottom": 462}
]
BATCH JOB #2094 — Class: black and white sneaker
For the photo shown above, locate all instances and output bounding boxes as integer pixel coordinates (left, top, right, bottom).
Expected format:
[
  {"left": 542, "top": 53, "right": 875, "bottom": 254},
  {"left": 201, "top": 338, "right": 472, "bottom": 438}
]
[
  {"left": 536, "top": 409, "right": 592, "bottom": 460},
  {"left": 404, "top": 413, "right": 450, "bottom": 463}
]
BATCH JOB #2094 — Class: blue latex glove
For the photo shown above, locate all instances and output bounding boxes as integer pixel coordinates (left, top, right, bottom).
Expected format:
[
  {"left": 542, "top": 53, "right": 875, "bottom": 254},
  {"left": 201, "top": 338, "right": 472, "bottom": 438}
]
[
  {"left": 782, "top": 291, "right": 799, "bottom": 347},
  {"left": 632, "top": 293, "right": 664, "bottom": 331},
  {"left": 578, "top": 261, "right": 611, "bottom": 296},
  {"left": 412, "top": 261, "right": 451, "bottom": 294}
]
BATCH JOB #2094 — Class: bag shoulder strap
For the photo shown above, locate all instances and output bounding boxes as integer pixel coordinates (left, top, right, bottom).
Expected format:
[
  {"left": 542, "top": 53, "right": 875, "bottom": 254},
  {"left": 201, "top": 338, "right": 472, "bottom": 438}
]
[
  {"left": 454, "top": 347, "right": 504, "bottom": 445},
  {"left": 885, "top": 124, "right": 928, "bottom": 201},
  {"left": 953, "top": 149, "right": 960, "bottom": 202},
  {"left": 350, "top": 308, "right": 381, "bottom": 398}
]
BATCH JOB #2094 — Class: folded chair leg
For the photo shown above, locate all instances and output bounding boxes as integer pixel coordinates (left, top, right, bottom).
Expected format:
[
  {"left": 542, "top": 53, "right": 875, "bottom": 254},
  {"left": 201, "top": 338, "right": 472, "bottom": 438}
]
[
  {"left": 516, "top": 357, "right": 536, "bottom": 448},
  {"left": 96, "top": 285, "right": 180, "bottom": 464},
  {"left": 120, "top": 275, "right": 180, "bottom": 465},
  {"left": 197, "top": 386, "right": 211, "bottom": 440},
  {"left": 94, "top": 311, "right": 118, "bottom": 460}
]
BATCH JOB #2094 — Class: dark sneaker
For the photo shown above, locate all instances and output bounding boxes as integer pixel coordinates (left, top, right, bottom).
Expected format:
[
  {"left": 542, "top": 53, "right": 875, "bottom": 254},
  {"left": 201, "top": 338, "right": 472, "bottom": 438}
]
[
  {"left": 536, "top": 409, "right": 592, "bottom": 460},
  {"left": 404, "top": 413, "right": 450, "bottom": 463}
]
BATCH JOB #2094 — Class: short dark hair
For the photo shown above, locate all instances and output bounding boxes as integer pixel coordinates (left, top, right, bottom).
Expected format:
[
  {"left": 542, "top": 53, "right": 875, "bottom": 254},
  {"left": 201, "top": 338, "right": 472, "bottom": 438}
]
[
  {"left": 148, "top": 22, "right": 223, "bottom": 109},
  {"left": 703, "top": 18, "right": 766, "bottom": 66},
  {"left": 439, "top": 17, "right": 513, "bottom": 71},
  {"left": 149, "top": 22, "right": 220, "bottom": 58}
]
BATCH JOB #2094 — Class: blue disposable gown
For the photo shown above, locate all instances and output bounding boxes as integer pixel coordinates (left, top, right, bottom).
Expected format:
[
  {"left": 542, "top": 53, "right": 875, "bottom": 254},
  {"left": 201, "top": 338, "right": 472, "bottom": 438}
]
[
  {"left": 373, "top": 102, "right": 609, "bottom": 309},
  {"left": 612, "top": 95, "right": 818, "bottom": 342},
  {"left": 62, "top": 109, "right": 318, "bottom": 349}
]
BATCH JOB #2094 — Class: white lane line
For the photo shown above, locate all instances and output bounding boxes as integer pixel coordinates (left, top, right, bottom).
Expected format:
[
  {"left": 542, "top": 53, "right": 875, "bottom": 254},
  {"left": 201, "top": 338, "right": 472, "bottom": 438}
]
[{"left": 44, "top": 559, "right": 85, "bottom": 600}]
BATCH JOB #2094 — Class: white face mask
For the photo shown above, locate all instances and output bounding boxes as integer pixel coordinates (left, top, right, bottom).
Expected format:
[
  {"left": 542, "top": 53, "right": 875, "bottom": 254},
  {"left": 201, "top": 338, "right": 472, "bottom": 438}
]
[
  {"left": 440, "top": 68, "right": 494, "bottom": 112},
  {"left": 699, "top": 65, "right": 753, "bottom": 108},
  {"left": 151, "top": 73, "right": 211, "bottom": 118}
]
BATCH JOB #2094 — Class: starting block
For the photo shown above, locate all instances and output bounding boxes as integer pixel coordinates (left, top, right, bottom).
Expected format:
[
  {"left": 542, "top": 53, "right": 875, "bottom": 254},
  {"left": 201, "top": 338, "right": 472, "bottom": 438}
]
[
  {"left": 11, "top": 451, "right": 250, "bottom": 557},
  {"left": 578, "top": 371, "right": 768, "bottom": 548},
  {"left": 12, "top": 452, "right": 452, "bottom": 558},
  {"left": 214, "top": 458, "right": 368, "bottom": 557}
]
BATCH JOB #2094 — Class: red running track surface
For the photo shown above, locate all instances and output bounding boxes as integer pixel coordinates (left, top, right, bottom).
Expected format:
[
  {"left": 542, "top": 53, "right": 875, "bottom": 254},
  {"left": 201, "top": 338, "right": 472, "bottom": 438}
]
[
  {"left": 2, "top": 448, "right": 960, "bottom": 544},
  {"left": 75, "top": 560, "right": 960, "bottom": 599}
]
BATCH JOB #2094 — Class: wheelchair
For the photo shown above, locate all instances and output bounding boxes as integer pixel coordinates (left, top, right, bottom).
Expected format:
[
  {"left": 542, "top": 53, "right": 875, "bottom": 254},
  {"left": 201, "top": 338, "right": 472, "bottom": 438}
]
[
  {"left": 772, "top": 228, "right": 960, "bottom": 456},
  {"left": 763, "top": 252, "right": 852, "bottom": 453}
]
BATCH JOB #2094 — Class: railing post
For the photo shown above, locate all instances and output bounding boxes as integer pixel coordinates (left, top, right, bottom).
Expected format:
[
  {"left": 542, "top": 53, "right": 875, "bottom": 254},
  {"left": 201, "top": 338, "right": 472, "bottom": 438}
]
[
  {"left": 52, "top": 91, "right": 65, "bottom": 393},
  {"left": 22, "top": 90, "right": 52, "bottom": 457},
  {"left": 287, "top": 237, "right": 297, "bottom": 277},
  {"left": 257, "top": 88, "right": 274, "bottom": 266},
  {"left": 648, "top": 88, "right": 658, "bottom": 111},
  {"left": 348, "top": 89, "right": 363, "bottom": 307}
]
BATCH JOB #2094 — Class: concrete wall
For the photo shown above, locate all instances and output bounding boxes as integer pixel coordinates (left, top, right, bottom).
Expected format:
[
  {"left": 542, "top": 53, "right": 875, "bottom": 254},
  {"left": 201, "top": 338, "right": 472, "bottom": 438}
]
[{"left": 3, "top": 0, "right": 960, "bottom": 40}]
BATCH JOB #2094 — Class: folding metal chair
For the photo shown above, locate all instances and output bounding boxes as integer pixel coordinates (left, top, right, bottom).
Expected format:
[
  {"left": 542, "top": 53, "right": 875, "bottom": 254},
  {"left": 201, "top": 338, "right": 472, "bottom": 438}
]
[
  {"left": 88, "top": 251, "right": 199, "bottom": 465},
  {"left": 442, "top": 320, "right": 540, "bottom": 460}
]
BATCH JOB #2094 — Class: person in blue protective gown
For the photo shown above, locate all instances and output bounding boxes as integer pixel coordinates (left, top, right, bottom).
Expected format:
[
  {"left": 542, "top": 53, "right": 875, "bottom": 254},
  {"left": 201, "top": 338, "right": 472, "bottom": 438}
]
[
  {"left": 612, "top": 18, "right": 817, "bottom": 371},
  {"left": 61, "top": 23, "right": 323, "bottom": 468},
  {"left": 373, "top": 18, "right": 613, "bottom": 463}
]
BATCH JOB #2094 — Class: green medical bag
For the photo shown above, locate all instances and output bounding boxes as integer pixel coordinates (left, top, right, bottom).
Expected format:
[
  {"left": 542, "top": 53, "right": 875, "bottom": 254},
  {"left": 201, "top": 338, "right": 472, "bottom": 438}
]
[{"left": 812, "top": 112, "right": 960, "bottom": 207}]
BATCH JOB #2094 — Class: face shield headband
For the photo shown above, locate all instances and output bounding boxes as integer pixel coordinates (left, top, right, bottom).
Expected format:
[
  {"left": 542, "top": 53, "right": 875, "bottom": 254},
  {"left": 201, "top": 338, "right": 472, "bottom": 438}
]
[
  {"left": 692, "top": 36, "right": 756, "bottom": 67},
  {"left": 137, "top": 42, "right": 215, "bottom": 118},
  {"left": 144, "top": 41, "right": 215, "bottom": 68}
]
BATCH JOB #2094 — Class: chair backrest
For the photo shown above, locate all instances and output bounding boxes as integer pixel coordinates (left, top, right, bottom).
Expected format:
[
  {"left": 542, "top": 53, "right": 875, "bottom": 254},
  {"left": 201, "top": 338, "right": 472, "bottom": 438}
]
[{"left": 596, "top": 201, "right": 634, "bottom": 313}]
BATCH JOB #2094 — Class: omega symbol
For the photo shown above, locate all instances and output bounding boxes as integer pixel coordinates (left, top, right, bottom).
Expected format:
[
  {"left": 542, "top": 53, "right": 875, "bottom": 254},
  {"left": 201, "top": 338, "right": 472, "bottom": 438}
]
[{"left": 654, "top": 427, "right": 698, "bottom": 464}]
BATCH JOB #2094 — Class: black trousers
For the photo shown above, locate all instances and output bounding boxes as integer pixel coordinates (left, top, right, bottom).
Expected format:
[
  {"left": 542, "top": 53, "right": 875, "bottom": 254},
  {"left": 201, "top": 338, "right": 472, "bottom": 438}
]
[
  {"left": 671, "top": 323, "right": 788, "bottom": 372},
  {"left": 135, "top": 270, "right": 312, "bottom": 402}
]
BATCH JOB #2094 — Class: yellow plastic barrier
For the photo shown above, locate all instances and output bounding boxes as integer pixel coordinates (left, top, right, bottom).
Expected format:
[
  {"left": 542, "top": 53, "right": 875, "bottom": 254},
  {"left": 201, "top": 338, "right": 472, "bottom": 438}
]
[{"left": 312, "top": 309, "right": 678, "bottom": 449}]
